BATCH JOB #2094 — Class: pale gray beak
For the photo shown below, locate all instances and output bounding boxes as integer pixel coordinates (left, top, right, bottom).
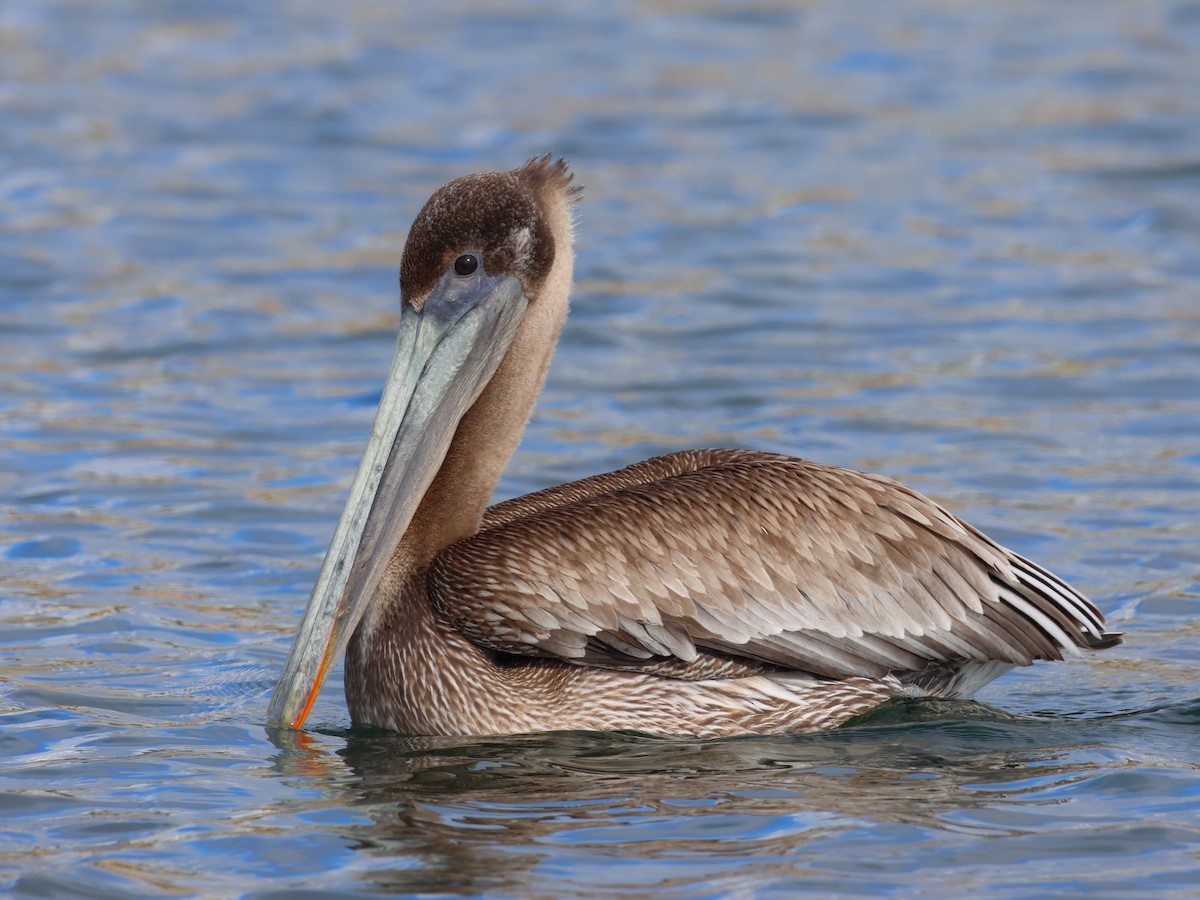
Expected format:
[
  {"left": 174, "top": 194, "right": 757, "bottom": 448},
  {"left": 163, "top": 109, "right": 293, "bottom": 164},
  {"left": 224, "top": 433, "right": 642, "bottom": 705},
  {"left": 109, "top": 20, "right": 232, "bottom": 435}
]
[{"left": 267, "top": 268, "right": 528, "bottom": 728}]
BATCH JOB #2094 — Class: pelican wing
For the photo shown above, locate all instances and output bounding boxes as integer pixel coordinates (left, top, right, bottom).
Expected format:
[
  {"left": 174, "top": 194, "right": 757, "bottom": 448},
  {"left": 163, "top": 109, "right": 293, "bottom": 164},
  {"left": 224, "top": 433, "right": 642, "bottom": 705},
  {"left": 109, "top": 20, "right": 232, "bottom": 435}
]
[{"left": 430, "top": 450, "right": 1117, "bottom": 678}]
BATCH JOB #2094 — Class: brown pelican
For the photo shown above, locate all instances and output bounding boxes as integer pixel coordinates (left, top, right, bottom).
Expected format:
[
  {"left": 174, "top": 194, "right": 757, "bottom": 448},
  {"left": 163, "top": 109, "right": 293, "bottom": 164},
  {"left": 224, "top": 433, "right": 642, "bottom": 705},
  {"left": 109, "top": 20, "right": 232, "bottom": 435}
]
[{"left": 267, "top": 156, "right": 1120, "bottom": 738}]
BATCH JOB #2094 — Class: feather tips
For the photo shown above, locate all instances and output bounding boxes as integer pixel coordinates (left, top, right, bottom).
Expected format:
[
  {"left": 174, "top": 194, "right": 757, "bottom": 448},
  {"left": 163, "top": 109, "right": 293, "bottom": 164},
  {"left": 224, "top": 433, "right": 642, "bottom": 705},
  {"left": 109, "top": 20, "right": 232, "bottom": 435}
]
[{"left": 429, "top": 449, "right": 1118, "bottom": 691}]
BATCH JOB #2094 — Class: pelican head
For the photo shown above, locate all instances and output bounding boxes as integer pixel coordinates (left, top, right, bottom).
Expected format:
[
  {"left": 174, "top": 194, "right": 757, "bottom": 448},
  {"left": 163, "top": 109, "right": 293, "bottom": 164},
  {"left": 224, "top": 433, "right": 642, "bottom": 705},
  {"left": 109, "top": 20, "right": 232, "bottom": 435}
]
[{"left": 268, "top": 157, "right": 579, "bottom": 728}]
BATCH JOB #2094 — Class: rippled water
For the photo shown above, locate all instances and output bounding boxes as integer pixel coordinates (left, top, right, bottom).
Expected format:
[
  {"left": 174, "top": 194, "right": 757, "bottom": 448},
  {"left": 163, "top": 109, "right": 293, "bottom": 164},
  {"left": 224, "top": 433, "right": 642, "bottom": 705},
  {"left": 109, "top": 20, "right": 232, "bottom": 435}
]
[{"left": 3, "top": 1, "right": 1200, "bottom": 896}]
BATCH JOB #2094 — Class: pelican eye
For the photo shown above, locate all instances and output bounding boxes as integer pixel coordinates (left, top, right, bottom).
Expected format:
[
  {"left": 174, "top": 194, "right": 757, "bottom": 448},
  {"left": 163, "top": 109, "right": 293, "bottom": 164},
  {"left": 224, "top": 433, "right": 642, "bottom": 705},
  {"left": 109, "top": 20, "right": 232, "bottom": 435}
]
[{"left": 454, "top": 253, "right": 479, "bottom": 276}]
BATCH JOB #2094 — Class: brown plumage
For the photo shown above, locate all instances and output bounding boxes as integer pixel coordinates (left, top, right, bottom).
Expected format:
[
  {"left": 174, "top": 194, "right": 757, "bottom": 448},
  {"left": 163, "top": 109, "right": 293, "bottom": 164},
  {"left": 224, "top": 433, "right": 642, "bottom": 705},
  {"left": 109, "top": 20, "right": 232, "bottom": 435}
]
[{"left": 268, "top": 156, "right": 1120, "bottom": 739}]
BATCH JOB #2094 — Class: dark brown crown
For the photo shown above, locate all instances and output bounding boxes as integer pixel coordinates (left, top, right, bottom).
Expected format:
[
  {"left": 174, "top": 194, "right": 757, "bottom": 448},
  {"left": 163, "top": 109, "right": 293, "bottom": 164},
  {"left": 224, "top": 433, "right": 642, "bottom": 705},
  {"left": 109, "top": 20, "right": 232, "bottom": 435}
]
[{"left": 400, "top": 156, "right": 580, "bottom": 306}]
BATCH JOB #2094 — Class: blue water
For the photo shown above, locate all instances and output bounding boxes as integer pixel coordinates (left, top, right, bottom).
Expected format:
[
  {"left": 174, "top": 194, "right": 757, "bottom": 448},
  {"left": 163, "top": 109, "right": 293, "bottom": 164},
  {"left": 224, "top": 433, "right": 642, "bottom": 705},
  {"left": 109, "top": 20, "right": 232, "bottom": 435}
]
[{"left": 3, "top": 1, "right": 1200, "bottom": 896}]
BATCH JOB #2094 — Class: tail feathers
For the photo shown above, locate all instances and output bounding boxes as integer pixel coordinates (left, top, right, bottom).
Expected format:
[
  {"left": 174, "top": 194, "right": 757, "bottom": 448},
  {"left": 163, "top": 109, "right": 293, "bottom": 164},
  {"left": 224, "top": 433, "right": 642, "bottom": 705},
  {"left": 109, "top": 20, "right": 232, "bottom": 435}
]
[
  {"left": 1086, "top": 630, "right": 1124, "bottom": 650},
  {"left": 1004, "top": 552, "right": 1120, "bottom": 653},
  {"left": 900, "top": 660, "right": 1016, "bottom": 699}
]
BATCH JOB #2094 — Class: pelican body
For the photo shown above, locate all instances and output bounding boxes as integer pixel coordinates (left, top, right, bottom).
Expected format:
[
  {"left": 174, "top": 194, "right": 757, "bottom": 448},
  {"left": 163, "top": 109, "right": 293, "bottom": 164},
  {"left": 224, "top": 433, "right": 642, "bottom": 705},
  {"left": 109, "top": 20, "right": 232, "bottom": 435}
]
[{"left": 267, "top": 157, "right": 1119, "bottom": 738}]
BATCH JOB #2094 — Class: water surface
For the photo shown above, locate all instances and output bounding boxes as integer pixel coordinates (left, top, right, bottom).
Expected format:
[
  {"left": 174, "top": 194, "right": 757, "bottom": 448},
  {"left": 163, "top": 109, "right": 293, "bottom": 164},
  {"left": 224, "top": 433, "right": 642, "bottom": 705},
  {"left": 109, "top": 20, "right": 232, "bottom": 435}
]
[{"left": 2, "top": 1, "right": 1200, "bottom": 896}]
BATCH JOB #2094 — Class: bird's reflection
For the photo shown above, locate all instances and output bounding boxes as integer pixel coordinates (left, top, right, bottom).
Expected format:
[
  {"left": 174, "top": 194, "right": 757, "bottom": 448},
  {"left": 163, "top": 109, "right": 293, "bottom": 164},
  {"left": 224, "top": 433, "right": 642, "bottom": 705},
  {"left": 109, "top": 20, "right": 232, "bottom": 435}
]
[{"left": 266, "top": 698, "right": 1153, "bottom": 896}]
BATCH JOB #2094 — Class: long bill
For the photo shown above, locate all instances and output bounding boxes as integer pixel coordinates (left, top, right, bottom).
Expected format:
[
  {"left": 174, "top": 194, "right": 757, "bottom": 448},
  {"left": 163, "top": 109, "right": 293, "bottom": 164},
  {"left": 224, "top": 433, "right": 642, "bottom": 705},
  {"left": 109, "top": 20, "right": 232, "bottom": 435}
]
[{"left": 267, "top": 274, "right": 529, "bottom": 729}]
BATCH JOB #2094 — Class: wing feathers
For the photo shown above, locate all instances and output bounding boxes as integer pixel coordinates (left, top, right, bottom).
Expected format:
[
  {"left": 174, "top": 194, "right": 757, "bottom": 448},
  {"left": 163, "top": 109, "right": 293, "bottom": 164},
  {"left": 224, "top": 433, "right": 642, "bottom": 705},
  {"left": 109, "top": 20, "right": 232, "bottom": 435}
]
[{"left": 431, "top": 450, "right": 1118, "bottom": 682}]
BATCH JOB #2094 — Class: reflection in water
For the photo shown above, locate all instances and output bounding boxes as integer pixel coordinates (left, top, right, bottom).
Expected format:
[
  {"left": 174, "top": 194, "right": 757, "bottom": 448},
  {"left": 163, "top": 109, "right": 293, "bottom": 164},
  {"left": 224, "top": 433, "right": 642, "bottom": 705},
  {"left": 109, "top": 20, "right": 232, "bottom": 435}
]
[
  {"left": 3, "top": 0, "right": 1200, "bottom": 894},
  {"left": 265, "top": 699, "right": 1199, "bottom": 896}
]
